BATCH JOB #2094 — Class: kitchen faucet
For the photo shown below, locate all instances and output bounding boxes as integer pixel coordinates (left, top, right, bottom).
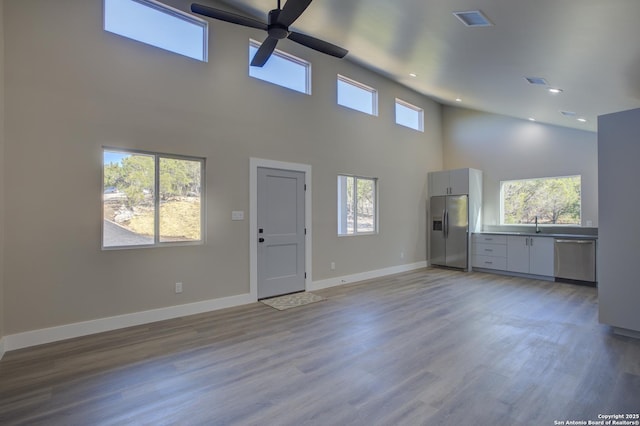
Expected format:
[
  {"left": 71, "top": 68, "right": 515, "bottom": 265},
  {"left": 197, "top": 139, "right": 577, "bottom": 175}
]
[{"left": 535, "top": 215, "right": 541, "bottom": 233}]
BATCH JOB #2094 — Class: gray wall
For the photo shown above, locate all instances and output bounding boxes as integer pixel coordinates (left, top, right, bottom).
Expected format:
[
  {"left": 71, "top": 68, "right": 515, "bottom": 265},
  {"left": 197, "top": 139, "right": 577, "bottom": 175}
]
[
  {"left": 2, "top": 0, "right": 442, "bottom": 334},
  {"left": 598, "top": 108, "right": 640, "bottom": 333},
  {"left": 0, "top": 0, "right": 5, "bottom": 344},
  {"left": 441, "top": 106, "right": 598, "bottom": 228}
]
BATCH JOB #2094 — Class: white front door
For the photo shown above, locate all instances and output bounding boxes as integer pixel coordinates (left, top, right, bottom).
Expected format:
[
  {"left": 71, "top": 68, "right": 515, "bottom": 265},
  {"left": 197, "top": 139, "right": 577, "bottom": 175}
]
[{"left": 257, "top": 167, "right": 306, "bottom": 299}]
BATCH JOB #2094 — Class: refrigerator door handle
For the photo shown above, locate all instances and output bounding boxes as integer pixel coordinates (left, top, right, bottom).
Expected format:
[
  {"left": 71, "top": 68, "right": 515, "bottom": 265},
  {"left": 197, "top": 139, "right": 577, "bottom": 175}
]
[{"left": 442, "top": 209, "right": 449, "bottom": 239}]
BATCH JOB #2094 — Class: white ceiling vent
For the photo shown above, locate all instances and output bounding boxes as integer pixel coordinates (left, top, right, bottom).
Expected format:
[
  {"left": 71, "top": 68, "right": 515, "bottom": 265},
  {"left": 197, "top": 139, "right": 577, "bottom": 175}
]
[
  {"left": 525, "top": 77, "right": 548, "bottom": 86},
  {"left": 560, "top": 110, "right": 577, "bottom": 117},
  {"left": 453, "top": 10, "right": 493, "bottom": 27}
]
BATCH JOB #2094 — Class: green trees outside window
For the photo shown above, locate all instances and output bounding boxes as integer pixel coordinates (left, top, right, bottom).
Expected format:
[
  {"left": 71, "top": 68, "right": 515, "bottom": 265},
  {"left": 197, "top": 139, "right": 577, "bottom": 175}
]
[
  {"left": 501, "top": 176, "right": 581, "bottom": 225},
  {"left": 103, "top": 149, "right": 204, "bottom": 248},
  {"left": 338, "top": 175, "right": 378, "bottom": 235}
]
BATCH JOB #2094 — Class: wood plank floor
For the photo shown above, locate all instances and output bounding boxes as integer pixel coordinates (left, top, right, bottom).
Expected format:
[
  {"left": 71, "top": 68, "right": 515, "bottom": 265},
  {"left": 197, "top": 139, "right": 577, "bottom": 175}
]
[{"left": 1, "top": 268, "right": 639, "bottom": 425}]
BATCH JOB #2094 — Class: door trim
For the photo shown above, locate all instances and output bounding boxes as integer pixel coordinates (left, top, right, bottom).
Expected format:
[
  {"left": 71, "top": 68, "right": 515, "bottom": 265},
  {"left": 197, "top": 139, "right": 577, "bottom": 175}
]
[{"left": 250, "top": 158, "right": 312, "bottom": 301}]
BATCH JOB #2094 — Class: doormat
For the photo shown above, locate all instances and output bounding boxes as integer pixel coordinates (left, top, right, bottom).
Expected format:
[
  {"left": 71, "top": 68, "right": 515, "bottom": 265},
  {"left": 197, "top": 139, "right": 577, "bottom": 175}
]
[{"left": 260, "top": 292, "right": 326, "bottom": 311}]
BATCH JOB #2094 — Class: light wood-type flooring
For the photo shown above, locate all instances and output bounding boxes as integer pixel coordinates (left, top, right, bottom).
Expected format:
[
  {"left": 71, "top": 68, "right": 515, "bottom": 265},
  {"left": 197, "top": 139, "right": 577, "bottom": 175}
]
[{"left": 1, "top": 268, "right": 639, "bottom": 425}]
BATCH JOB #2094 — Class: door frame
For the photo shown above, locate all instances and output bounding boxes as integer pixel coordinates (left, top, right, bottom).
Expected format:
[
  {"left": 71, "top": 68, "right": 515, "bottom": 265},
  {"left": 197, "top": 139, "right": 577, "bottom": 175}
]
[{"left": 250, "top": 158, "right": 312, "bottom": 301}]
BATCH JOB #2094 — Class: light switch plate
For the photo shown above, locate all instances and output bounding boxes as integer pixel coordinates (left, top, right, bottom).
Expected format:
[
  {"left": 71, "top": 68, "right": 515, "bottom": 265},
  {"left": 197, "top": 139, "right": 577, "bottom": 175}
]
[{"left": 232, "top": 211, "right": 244, "bottom": 221}]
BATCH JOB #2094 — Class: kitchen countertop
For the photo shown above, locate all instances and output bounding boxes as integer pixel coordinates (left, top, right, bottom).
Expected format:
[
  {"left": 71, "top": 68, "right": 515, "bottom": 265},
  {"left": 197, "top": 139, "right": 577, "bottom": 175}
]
[{"left": 474, "top": 231, "right": 598, "bottom": 240}]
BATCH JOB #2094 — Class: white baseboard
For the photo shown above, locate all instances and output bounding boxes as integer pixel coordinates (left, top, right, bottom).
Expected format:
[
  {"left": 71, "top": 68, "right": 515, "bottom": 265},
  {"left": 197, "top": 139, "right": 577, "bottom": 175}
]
[
  {"left": 2, "top": 262, "right": 429, "bottom": 354},
  {"left": 612, "top": 326, "right": 640, "bottom": 340},
  {"left": 310, "top": 261, "right": 428, "bottom": 291},
  {"left": 4, "top": 293, "right": 255, "bottom": 352}
]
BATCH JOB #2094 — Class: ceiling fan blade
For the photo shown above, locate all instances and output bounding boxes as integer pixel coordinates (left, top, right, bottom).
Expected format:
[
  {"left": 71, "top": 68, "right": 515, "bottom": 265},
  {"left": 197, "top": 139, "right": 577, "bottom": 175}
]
[
  {"left": 250, "top": 36, "right": 279, "bottom": 67},
  {"left": 288, "top": 31, "right": 348, "bottom": 58},
  {"left": 191, "top": 3, "right": 267, "bottom": 30},
  {"left": 277, "top": 0, "right": 313, "bottom": 27}
]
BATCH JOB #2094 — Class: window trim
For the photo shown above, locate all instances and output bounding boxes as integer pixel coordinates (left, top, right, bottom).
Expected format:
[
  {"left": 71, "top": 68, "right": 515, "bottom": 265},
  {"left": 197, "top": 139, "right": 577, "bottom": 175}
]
[
  {"left": 395, "top": 98, "right": 424, "bottom": 132},
  {"left": 102, "top": 147, "right": 206, "bottom": 250},
  {"left": 499, "top": 174, "right": 582, "bottom": 227},
  {"left": 103, "top": 0, "right": 209, "bottom": 62},
  {"left": 337, "top": 74, "right": 379, "bottom": 116},
  {"left": 337, "top": 174, "right": 379, "bottom": 236},
  {"left": 249, "top": 39, "right": 312, "bottom": 95}
]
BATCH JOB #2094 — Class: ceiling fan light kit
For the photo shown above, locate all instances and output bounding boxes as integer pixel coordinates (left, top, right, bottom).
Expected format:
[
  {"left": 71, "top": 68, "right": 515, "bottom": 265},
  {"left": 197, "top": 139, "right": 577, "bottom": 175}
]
[{"left": 191, "top": 0, "right": 348, "bottom": 67}]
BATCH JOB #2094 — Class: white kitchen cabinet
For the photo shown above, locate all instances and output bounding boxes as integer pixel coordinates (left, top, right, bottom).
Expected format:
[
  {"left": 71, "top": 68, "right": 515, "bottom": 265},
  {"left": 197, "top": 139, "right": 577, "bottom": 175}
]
[
  {"left": 529, "top": 237, "right": 554, "bottom": 276},
  {"left": 506, "top": 235, "right": 554, "bottom": 277},
  {"left": 472, "top": 234, "right": 508, "bottom": 271},
  {"left": 507, "top": 236, "right": 530, "bottom": 274},
  {"left": 429, "top": 168, "right": 475, "bottom": 196}
]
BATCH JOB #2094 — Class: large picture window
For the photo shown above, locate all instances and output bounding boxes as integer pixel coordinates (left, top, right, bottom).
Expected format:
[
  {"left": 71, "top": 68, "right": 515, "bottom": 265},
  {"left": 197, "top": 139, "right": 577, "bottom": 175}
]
[
  {"left": 338, "top": 175, "right": 378, "bottom": 235},
  {"left": 500, "top": 175, "right": 581, "bottom": 225},
  {"left": 103, "top": 148, "right": 205, "bottom": 248}
]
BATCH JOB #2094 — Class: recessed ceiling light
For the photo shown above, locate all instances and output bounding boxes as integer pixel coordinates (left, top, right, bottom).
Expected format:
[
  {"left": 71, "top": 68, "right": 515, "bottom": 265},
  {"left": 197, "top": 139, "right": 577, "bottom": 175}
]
[
  {"left": 455, "top": 98, "right": 462, "bottom": 102},
  {"left": 577, "top": 118, "right": 587, "bottom": 123},
  {"left": 409, "top": 73, "right": 417, "bottom": 78},
  {"left": 548, "top": 88, "right": 563, "bottom": 94},
  {"left": 560, "top": 110, "right": 577, "bottom": 117},
  {"left": 453, "top": 10, "right": 493, "bottom": 27},
  {"left": 528, "top": 117, "right": 536, "bottom": 122}
]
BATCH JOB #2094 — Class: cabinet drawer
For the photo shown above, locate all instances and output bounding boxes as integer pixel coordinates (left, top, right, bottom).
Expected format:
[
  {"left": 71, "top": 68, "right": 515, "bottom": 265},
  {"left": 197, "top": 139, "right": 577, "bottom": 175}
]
[
  {"left": 472, "top": 255, "right": 507, "bottom": 271},
  {"left": 473, "top": 234, "right": 507, "bottom": 245},
  {"left": 474, "top": 243, "right": 507, "bottom": 257}
]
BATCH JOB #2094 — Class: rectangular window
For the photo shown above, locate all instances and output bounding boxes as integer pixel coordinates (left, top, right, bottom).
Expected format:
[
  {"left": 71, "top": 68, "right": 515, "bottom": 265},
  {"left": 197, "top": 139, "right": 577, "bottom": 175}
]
[
  {"left": 104, "top": 0, "right": 208, "bottom": 62},
  {"left": 337, "top": 75, "right": 378, "bottom": 116},
  {"left": 500, "top": 175, "right": 581, "bottom": 226},
  {"left": 338, "top": 175, "right": 378, "bottom": 235},
  {"left": 249, "top": 40, "right": 311, "bottom": 94},
  {"left": 395, "top": 99, "right": 424, "bottom": 131},
  {"left": 103, "top": 148, "right": 205, "bottom": 249}
]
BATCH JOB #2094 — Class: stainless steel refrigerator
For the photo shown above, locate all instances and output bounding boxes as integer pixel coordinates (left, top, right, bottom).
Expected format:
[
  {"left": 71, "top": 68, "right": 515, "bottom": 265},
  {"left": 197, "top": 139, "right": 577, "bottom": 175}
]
[{"left": 430, "top": 195, "right": 469, "bottom": 269}]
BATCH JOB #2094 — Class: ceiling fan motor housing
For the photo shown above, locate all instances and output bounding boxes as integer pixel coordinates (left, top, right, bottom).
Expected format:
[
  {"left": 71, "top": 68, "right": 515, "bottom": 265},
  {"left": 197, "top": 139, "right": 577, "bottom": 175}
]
[{"left": 268, "top": 9, "right": 290, "bottom": 39}]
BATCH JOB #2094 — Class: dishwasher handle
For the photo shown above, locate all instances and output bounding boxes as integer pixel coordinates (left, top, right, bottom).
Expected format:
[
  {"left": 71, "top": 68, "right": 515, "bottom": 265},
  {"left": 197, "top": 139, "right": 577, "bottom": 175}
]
[{"left": 554, "top": 239, "right": 595, "bottom": 244}]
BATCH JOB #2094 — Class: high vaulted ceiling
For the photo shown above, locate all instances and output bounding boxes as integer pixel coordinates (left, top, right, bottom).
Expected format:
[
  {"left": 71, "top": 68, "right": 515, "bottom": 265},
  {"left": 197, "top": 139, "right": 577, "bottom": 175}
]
[{"left": 209, "top": 0, "right": 640, "bottom": 132}]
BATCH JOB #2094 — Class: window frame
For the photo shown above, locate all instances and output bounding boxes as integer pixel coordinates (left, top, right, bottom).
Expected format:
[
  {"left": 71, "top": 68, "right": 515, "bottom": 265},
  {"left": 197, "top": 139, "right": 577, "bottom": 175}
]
[
  {"left": 103, "top": 0, "right": 209, "bottom": 62},
  {"left": 337, "top": 74, "right": 379, "bottom": 116},
  {"left": 248, "top": 39, "right": 312, "bottom": 95},
  {"left": 337, "top": 174, "right": 379, "bottom": 236},
  {"left": 102, "top": 147, "right": 206, "bottom": 250},
  {"left": 499, "top": 175, "right": 582, "bottom": 227},
  {"left": 395, "top": 98, "right": 424, "bottom": 132}
]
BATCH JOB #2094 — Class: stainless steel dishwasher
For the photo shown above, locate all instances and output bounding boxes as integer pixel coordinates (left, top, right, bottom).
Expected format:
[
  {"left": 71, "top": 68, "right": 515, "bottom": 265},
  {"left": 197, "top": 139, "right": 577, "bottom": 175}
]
[{"left": 554, "top": 239, "right": 596, "bottom": 283}]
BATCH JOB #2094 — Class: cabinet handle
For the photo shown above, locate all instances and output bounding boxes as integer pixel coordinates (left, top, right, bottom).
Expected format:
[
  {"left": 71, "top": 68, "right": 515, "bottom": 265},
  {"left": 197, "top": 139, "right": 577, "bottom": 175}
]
[
  {"left": 484, "top": 261, "right": 493, "bottom": 265},
  {"left": 485, "top": 248, "right": 493, "bottom": 252},
  {"left": 485, "top": 238, "right": 493, "bottom": 241},
  {"left": 530, "top": 238, "right": 533, "bottom": 246}
]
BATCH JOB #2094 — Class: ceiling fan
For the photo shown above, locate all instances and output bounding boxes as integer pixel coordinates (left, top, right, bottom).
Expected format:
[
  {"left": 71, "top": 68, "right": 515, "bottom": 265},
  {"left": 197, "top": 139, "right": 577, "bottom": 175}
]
[{"left": 191, "top": 0, "right": 348, "bottom": 67}]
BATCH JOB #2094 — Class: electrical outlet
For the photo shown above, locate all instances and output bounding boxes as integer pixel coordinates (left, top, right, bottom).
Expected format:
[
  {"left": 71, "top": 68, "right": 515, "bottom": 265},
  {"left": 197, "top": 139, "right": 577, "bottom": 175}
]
[
  {"left": 175, "top": 282, "right": 183, "bottom": 294},
  {"left": 330, "top": 262, "right": 335, "bottom": 270}
]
